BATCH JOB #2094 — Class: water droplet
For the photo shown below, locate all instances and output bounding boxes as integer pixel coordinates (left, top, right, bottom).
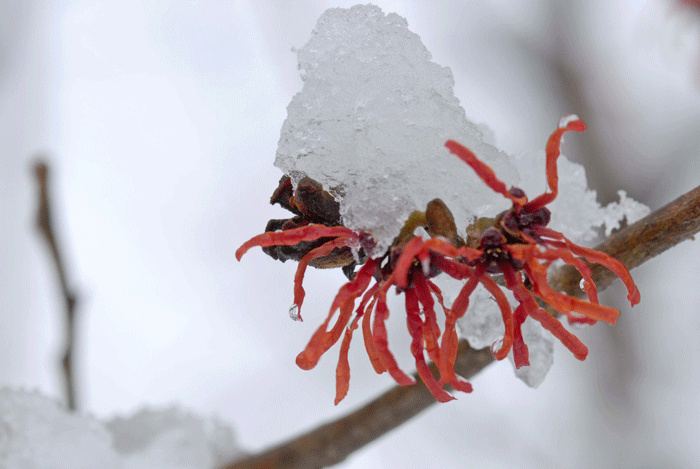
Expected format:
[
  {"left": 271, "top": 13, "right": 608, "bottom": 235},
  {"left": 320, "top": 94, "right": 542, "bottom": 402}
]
[
  {"left": 579, "top": 278, "right": 587, "bottom": 291},
  {"left": 490, "top": 336, "right": 505, "bottom": 356},
  {"left": 289, "top": 304, "right": 302, "bottom": 322}
]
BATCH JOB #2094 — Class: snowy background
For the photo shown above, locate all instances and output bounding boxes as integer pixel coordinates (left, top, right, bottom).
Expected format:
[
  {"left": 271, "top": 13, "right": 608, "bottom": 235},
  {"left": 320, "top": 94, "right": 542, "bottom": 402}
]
[{"left": 2, "top": 1, "right": 700, "bottom": 468}]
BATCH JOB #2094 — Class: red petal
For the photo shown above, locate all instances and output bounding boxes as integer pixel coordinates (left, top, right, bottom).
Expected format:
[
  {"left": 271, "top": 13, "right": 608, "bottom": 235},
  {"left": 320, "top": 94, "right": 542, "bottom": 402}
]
[
  {"left": 505, "top": 266, "right": 588, "bottom": 361},
  {"left": 362, "top": 295, "right": 386, "bottom": 374},
  {"left": 372, "top": 281, "right": 415, "bottom": 386},
  {"left": 522, "top": 242, "right": 601, "bottom": 305},
  {"left": 296, "top": 298, "right": 354, "bottom": 370},
  {"left": 294, "top": 238, "right": 351, "bottom": 320},
  {"left": 525, "top": 261, "right": 620, "bottom": 324},
  {"left": 430, "top": 255, "right": 473, "bottom": 280},
  {"left": 478, "top": 266, "right": 515, "bottom": 361},
  {"left": 295, "top": 259, "right": 377, "bottom": 371},
  {"left": 328, "top": 258, "right": 378, "bottom": 315},
  {"left": 236, "top": 224, "right": 358, "bottom": 260},
  {"left": 525, "top": 116, "right": 586, "bottom": 212},
  {"left": 559, "top": 238, "right": 640, "bottom": 306},
  {"left": 405, "top": 289, "right": 454, "bottom": 402},
  {"left": 445, "top": 140, "right": 526, "bottom": 206},
  {"left": 511, "top": 305, "right": 530, "bottom": 369},
  {"left": 393, "top": 236, "right": 426, "bottom": 290},
  {"left": 413, "top": 273, "right": 441, "bottom": 365},
  {"left": 527, "top": 307, "right": 589, "bottom": 360}
]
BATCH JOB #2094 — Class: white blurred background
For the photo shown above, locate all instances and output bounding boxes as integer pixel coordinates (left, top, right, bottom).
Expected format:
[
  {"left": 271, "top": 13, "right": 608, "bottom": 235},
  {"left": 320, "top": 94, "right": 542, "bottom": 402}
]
[{"left": 2, "top": 1, "right": 700, "bottom": 468}]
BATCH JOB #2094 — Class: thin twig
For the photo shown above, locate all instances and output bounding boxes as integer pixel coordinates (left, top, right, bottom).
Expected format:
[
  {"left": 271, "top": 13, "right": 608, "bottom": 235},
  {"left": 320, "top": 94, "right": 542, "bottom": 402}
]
[
  {"left": 34, "top": 161, "right": 79, "bottom": 411},
  {"left": 223, "top": 184, "right": 700, "bottom": 469}
]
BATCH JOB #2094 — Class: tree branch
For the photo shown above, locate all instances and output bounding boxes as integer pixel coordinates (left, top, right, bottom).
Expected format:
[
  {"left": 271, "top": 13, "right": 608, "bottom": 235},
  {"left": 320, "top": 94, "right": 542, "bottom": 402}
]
[
  {"left": 33, "top": 161, "right": 79, "bottom": 411},
  {"left": 223, "top": 184, "right": 700, "bottom": 469}
]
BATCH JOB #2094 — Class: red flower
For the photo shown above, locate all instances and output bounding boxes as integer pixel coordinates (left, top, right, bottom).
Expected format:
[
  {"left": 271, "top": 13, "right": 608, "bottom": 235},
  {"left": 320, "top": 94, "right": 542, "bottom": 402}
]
[{"left": 237, "top": 115, "right": 640, "bottom": 403}]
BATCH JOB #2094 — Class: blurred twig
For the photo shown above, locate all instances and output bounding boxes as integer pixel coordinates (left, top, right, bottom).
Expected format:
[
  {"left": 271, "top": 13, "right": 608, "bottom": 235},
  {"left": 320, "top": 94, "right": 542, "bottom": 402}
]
[
  {"left": 33, "top": 161, "right": 79, "bottom": 411},
  {"left": 224, "top": 184, "right": 700, "bottom": 469}
]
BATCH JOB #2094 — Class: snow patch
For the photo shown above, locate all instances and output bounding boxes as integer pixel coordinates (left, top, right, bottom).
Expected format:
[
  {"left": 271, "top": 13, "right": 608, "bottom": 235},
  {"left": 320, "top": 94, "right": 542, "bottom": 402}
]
[
  {"left": 276, "top": 4, "right": 517, "bottom": 256},
  {"left": 0, "top": 388, "right": 243, "bottom": 469}
]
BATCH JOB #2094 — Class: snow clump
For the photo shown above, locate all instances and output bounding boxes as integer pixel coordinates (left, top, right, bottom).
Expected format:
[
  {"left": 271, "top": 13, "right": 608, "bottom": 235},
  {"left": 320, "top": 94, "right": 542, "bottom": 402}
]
[
  {"left": 0, "top": 388, "right": 243, "bottom": 469},
  {"left": 276, "top": 4, "right": 518, "bottom": 256}
]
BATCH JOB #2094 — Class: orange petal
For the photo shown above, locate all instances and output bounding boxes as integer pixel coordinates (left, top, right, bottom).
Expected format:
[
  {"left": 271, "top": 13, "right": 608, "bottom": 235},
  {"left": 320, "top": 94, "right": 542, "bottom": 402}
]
[
  {"left": 295, "top": 259, "right": 377, "bottom": 370},
  {"left": 335, "top": 317, "right": 360, "bottom": 405}
]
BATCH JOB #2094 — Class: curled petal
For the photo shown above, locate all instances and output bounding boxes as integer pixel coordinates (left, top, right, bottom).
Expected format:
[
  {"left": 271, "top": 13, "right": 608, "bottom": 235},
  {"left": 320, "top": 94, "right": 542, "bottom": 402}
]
[
  {"left": 450, "top": 275, "right": 480, "bottom": 320},
  {"left": 328, "top": 258, "right": 379, "bottom": 315},
  {"left": 534, "top": 226, "right": 638, "bottom": 306},
  {"left": 295, "top": 259, "right": 377, "bottom": 370},
  {"left": 514, "top": 241, "right": 601, "bottom": 306},
  {"left": 372, "top": 281, "right": 415, "bottom": 386},
  {"left": 413, "top": 274, "right": 441, "bottom": 365},
  {"left": 503, "top": 264, "right": 588, "bottom": 361},
  {"left": 525, "top": 116, "right": 586, "bottom": 212},
  {"left": 525, "top": 261, "right": 620, "bottom": 324},
  {"left": 560, "top": 238, "right": 640, "bottom": 306},
  {"left": 296, "top": 296, "right": 354, "bottom": 370},
  {"left": 478, "top": 266, "right": 515, "bottom": 361},
  {"left": 236, "top": 224, "right": 359, "bottom": 260},
  {"left": 394, "top": 236, "right": 427, "bottom": 289},
  {"left": 294, "top": 238, "right": 352, "bottom": 320},
  {"left": 430, "top": 254, "right": 473, "bottom": 281},
  {"left": 445, "top": 140, "right": 526, "bottom": 206},
  {"left": 362, "top": 295, "right": 385, "bottom": 374}
]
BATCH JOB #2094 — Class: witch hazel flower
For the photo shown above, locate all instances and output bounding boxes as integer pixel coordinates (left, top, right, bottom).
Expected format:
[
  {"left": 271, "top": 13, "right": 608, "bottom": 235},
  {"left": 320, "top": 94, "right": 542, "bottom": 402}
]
[{"left": 236, "top": 115, "right": 641, "bottom": 403}]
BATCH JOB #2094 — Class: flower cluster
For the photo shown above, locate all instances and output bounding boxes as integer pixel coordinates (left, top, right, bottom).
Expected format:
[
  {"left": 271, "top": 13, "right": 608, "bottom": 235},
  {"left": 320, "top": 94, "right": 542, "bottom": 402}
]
[{"left": 236, "top": 115, "right": 640, "bottom": 404}]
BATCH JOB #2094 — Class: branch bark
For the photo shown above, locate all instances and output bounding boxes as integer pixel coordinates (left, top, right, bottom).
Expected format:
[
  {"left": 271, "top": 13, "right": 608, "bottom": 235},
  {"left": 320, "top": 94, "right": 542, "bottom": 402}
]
[
  {"left": 34, "top": 161, "right": 79, "bottom": 411},
  {"left": 223, "top": 184, "right": 700, "bottom": 469}
]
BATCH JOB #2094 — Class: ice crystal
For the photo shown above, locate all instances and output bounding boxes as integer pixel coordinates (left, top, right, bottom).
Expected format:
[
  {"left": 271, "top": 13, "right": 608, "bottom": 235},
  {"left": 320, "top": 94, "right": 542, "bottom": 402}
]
[{"left": 276, "top": 4, "right": 517, "bottom": 256}]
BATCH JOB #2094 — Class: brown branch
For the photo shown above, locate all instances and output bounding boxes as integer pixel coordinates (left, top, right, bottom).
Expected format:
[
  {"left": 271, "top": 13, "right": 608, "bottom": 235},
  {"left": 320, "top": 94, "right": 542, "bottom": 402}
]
[
  {"left": 223, "top": 184, "right": 700, "bottom": 469},
  {"left": 548, "top": 184, "right": 700, "bottom": 295},
  {"left": 33, "top": 161, "right": 79, "bottom": 411}
]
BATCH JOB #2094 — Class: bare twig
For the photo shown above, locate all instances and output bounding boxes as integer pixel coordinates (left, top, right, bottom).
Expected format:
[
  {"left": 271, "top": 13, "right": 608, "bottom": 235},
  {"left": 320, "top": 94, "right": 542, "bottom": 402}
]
[
  {"left": 224, "top": 184, "right": 700, "bottom": 469},
  {"left": 33, "top": 161, "right": 79, "bottom": 411}
]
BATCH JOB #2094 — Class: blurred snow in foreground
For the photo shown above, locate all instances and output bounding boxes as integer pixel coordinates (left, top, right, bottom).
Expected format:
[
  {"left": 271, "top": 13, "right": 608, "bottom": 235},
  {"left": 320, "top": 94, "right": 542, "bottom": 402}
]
[{"left": 0, "top": 389, "right": 242, "bottom": 469}]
